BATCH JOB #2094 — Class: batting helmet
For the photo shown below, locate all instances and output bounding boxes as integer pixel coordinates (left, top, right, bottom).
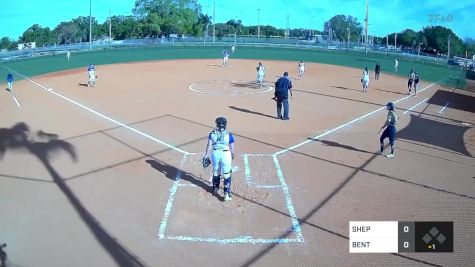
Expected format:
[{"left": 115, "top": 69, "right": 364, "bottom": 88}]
[
  {"left": 215, "top": 117, "right": 227, "bottom": 131},
  {"left": 386, "top": 102, "right": 395, "bottom": 111}
]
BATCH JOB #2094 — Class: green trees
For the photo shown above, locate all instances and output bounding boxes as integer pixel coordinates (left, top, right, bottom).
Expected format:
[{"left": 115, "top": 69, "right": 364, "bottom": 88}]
[
  {"left": 422, "top": 26, "right": 465, "bottom": 56},
  {"left": 324, "top": 15, "right": 363, "bottom": 43},
  {"left": 132, "top": 0, "right": 201, "bottom": 36},
  {"left": 20, "top": 24, "right": 55, "bottom": 46},
  {"left": 0, "top": 0, "right": 473, "bottom": 58}
]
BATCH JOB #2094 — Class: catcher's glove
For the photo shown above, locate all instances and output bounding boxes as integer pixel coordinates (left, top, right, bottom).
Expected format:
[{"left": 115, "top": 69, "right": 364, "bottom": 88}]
[{"left": 202, "top": 157, "right": 211, "bottom": 168}]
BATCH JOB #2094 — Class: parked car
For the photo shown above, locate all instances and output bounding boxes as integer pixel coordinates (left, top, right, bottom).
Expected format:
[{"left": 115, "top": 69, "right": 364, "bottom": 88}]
[{"left": 447, "top": 59, "right": 459, "bottom": 66}]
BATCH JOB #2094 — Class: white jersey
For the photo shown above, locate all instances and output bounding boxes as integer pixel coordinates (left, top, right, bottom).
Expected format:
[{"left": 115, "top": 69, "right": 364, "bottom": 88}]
[
  {"left": 258, "top": 66, "right": 265, "bottom": 76},
  {"left": 362, "top": 71, "right": 369, "bottom": 82},
  {"left": 298, "top": 62, "right": 305, "bottom": 70}
]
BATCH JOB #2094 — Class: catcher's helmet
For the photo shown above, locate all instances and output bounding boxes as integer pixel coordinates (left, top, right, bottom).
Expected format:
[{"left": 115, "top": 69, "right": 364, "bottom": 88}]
[
  {"left": 386, "top": 102, "right": 395, "bottom": 111},
  {"left": 215, "top": 117, "right": 227, "bottom": 131}
]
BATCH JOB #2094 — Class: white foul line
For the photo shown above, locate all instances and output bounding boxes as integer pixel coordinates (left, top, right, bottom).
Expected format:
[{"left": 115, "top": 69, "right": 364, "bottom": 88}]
[
  {"left": 439, "top": 102, "right": 449, "bottom": 114},
  {"left": 12, "top": 95, "right": 21, "bottom": 108},
  {"left": 275, "top": 80, "right": 443, "bottom": 155},
  {"left": 402, "top": 98, "right": 429, "bottom": 115},
  {"left": 2, "top": 65, "right": 190, "bottom": 155}
]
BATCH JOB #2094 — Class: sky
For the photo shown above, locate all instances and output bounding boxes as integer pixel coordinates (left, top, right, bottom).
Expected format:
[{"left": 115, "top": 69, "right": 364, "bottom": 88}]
[{"left": 0, "top": 0, "right": 474, "bottom": 40}]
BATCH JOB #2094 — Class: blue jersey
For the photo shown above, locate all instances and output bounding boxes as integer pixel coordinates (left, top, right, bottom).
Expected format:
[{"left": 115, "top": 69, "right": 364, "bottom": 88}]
[
  {"left": 275, "top": 76, "right": 293, "bottom": 99},
  {"left": 208, "top": 130, "right": 234, "bottom": 150},
  {"left": 7, "top": 73, "right": 13, "bottom": 82},
  {"left": 223, "top": 50, "right": 229, "bottom": 57}
]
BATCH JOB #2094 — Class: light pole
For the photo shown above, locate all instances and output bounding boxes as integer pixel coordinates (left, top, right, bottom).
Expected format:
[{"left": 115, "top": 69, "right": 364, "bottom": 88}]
[
  {"left": 364, "top": 0, "right": 369, "bottom": 54},
  {"left": 285, "top": 14, "right": 290, "bottom": 39},
  {"left": 89, "top": 0, "right": 92, "bottom": 50},
  {"left": 447, "top": 34, "right": 451, "bottom": 61},
  {"left": 347, "top": 27, "right": 350, "bottom": 49},
  {"left": 417, "top": 42, "right": 422, "bottom": 60},
  {"left": 212, "top": 0, "right": 216, "bottom": 43},
  {"left": 257, "top": 9, "right": 260, "bottom": 39}
]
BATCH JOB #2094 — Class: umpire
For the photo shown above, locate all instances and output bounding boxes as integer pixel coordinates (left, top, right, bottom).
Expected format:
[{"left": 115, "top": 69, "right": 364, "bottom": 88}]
[{"left": 274, "top": 72, "right": 293, "bottom": 120}]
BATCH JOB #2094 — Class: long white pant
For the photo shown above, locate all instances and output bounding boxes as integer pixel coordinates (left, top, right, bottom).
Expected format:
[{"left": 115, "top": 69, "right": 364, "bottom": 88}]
[{"left": 211, "top": 149, "right": 232, "bottom": 178}]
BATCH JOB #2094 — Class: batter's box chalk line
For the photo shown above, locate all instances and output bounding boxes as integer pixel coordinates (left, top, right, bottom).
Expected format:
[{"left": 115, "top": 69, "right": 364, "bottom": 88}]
[{"left": 158, "top": 154, "right": 304, "bottom": 244}]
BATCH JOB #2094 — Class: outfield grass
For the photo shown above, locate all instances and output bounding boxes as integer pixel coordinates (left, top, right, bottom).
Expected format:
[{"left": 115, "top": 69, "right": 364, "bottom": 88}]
[{"left": 1, "top": 46, "right": 466, "bottom": 89}]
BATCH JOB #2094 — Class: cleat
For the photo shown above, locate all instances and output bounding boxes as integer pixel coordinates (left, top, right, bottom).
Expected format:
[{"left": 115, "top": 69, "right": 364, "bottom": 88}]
[
  {"left": 386, "top": 153, "right": 394, "bottom": 158},
  {"left": 213, "top": 187, "right": 219, "bottom": 194},
  {"left": 224, "top": 193, "right": 232, "bottom": 201}
]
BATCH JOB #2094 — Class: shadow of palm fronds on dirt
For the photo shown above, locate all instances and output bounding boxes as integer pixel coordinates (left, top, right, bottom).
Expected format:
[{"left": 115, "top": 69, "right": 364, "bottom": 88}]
[{"left": 0, "top": 123, "right": 145, "bottom": 267}]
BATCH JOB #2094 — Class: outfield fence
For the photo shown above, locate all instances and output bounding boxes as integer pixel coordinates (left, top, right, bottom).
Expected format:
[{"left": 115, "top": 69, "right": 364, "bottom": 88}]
[{"left": 0, "top": 36, "right": 469, "bottom": 90}]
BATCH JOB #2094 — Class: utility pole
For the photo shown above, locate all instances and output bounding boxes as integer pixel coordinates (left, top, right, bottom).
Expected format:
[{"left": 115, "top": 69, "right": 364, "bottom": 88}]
[
  {"left": 309, "top": 11, "right": 312, "bottom": 39},
  {"left": 417, "top": 42, "right": 422, "bottom": 60},
  {"left": 257, "top": 9, "right": 261, "bottom": 39},
  {"left": 447, "top": 34, "right": 451, "bottom": 61},
  {"left": 89, "top": 0, "right": 92, "bottom": 51},
  {"left": 394, "top": 32, "right": 397, "bottom": 51},
  {"left": 347, "top": 27, "right": 350, "bottom": 49},
  {"left": 364, "top": 0, "right": 369, "bottom": 54},
  {"left": 386, "top": 33, "right": 389, "bottom": 51},
  {"left": 212, "top": 0, "right": 216, "bottom": 43},
  {"left": 109, "top": 9, "right": 112, "bottom": 40},
  {"left": 286, "top": 14, "right": 290, "bottom": 39}
]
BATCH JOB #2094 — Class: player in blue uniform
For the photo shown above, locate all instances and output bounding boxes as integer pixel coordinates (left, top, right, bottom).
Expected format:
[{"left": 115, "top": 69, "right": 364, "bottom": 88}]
[
  {"left": 6, "top": 73, "right": 13, "bottom": 92},
  {"left": 222, "top": 50, "right": 230, "bottom": 67},
  {"left": 203, "top": 117, "right": 235, "bottom": 201},
  {"left": 87, "top": 64, "right": 96, "bottom": 87},
  {"left": 379, "top": 102, "right": 399, "bottom": 158}
]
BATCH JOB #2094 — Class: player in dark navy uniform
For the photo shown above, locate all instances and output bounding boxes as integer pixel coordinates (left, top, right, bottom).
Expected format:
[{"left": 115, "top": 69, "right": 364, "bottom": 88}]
[
  {"left": 274, "top": 72, "right": 293, "bottom": 120},
  {"left": 379, "top": 102, "right": 399, "bottom": 158},
  {"left": 374, "top": 63, "right": 381, "bottom": 80}
]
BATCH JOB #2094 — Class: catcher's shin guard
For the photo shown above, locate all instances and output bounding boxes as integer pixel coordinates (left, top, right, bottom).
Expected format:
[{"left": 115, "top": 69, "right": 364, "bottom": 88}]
[
  {"left": 223, "top": 176, "right": 231, "bottom": 194},
  {"left": 212, "top": 175, "right": 220, "bottom": 188}
]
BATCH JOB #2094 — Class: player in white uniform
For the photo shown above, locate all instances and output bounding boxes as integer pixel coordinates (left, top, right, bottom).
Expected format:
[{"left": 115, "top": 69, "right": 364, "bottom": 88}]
[
  {"left": 66, "top": 50, "right": 70, "bottom": 61},
  {"left": 231, "top": 45, "right": 235, "bottom": 53},
  {"left": 361, "top": 67, "right": 369, "bottom": 93},
  {"left": 222, "top": 49, "right": 230, "bottom": 67},
  {"left": 203, "top": 117, "right": 235, "bottom": 201},
  {"left": 298, "top": 60, "right": 305, "bottom": 79},
  {"left": 256, "top": 62, "right": 265, "bottom": 86},
  {"left": 394, "top": 58, "right": 399, "bottom": 72},
  {"left": 87, "top": 64, "right": 96, "bottom": 87}
]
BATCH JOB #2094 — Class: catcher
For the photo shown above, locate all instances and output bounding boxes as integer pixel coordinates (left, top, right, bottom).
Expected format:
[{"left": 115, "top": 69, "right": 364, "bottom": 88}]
[{"left": 202, "top": 117, "right": 235, "bottom": 201}]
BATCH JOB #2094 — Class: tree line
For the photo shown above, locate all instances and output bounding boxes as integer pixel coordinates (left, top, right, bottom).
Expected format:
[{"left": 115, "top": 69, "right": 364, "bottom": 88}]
[{"left": 0, "top": 0, "right": 473, "bottom": 58}]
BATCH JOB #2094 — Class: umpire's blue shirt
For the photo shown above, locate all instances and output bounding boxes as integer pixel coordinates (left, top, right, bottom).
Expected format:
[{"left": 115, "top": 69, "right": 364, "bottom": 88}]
[
  {"left": 7, "top": 73, "right": 13, "bottom": 82},
  {"left": 275, "top": 76, "right": 293, "bottom": 99}
]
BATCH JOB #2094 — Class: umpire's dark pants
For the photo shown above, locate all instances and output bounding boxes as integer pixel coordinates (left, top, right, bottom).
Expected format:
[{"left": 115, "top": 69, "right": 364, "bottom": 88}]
[{"left": 276, "top": 97, "right": 289, "bottom": 119}]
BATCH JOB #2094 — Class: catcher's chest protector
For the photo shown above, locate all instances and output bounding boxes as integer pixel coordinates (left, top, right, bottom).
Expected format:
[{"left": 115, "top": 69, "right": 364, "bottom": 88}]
[{"left": 210, "top": 130, "right": 230, "bottom": 150}]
